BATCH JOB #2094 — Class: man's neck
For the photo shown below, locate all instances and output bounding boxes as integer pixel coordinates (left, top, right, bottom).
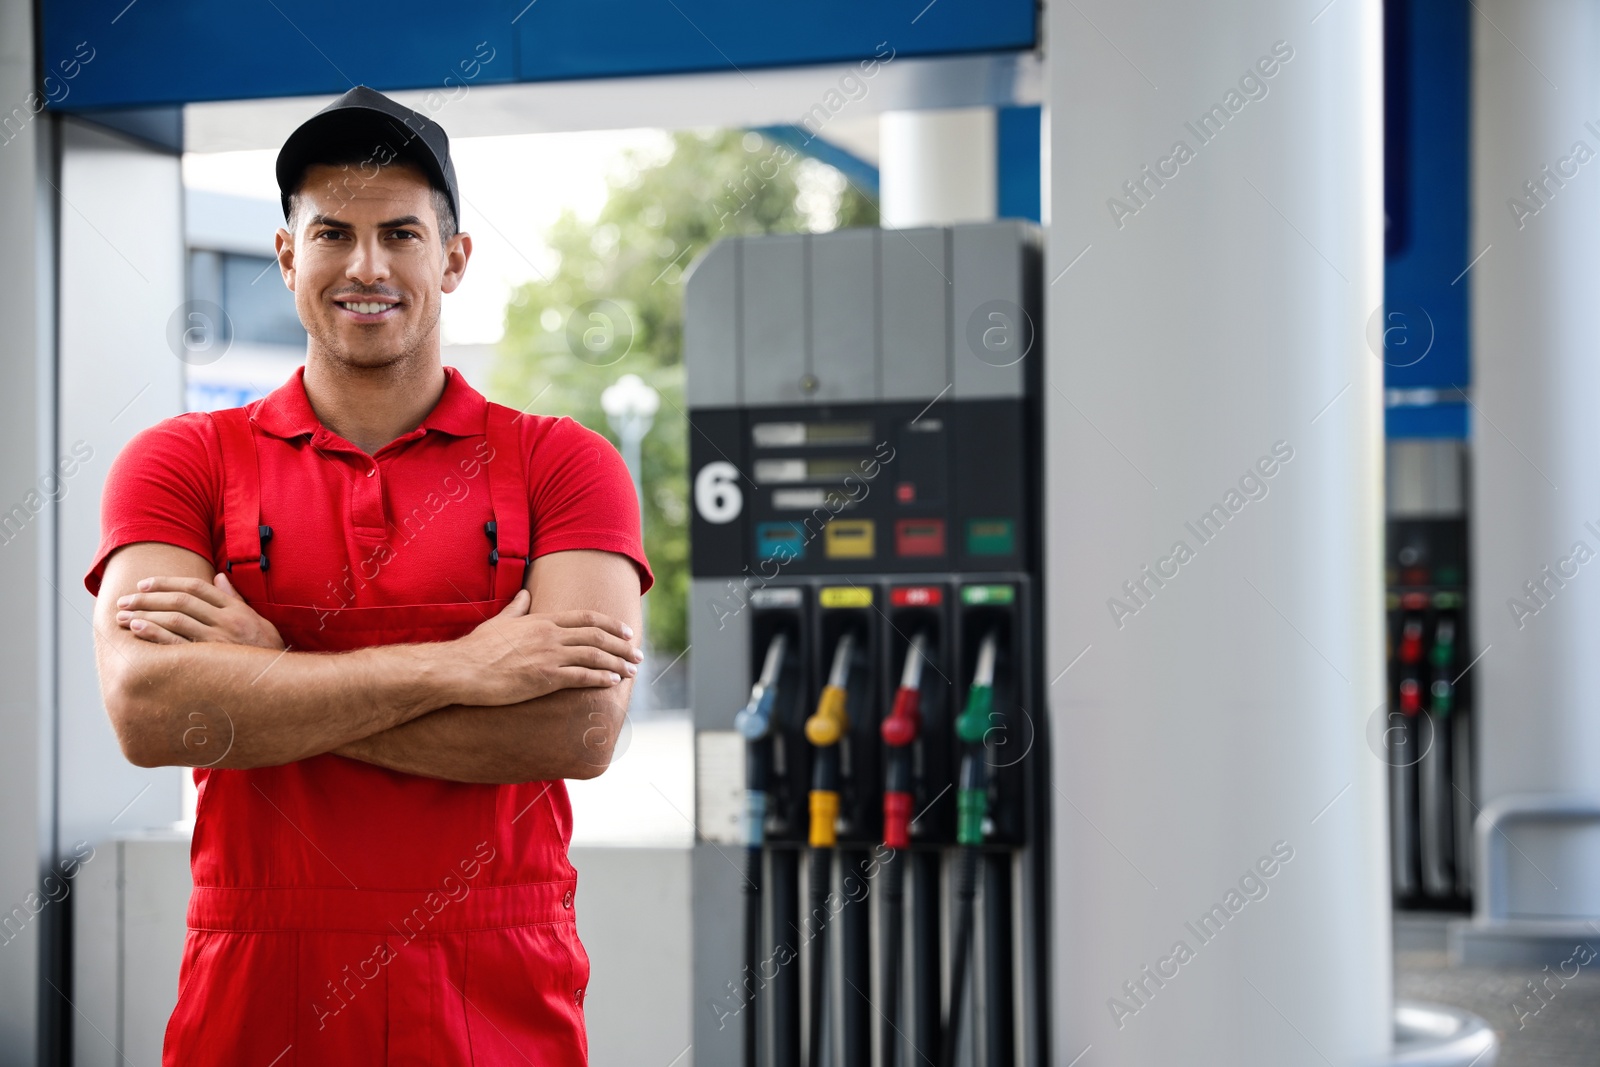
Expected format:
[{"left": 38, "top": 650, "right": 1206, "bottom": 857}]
[{"left": 302, "top": 352, "right": 446, "bottom": 454}]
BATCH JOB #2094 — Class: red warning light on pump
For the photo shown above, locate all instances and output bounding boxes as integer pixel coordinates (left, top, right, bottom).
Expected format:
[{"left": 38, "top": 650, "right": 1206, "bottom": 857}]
[{"left": 891, "top": 585, "right": 943, "bottom": 607}]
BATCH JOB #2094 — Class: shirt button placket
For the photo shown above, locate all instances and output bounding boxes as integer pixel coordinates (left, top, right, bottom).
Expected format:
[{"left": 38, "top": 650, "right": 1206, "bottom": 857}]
[{"left": 352, "top": 459, "right": 386, "bottom": 536}]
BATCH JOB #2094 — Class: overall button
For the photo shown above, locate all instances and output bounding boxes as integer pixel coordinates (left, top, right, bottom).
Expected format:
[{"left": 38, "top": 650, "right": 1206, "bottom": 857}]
[
  {"left": 575, "top": 988, "right": 585, "bottom": 1006},
  {"left": 562, "top": 889, "right": 573, "bottom": 908},
  {"left": 365, "top": 467, "right": 376, "bottom": 477}
]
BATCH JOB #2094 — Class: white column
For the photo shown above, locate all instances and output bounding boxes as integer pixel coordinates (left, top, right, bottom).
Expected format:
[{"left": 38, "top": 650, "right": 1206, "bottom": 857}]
[
  {"left": 0, "top": 0, "right": 54, "bottom": 1055},
  {"left": 1470, "top": 0, "right": 1600, "bottom": 923},
  {"left": 878, "top": 107, "right": 995, "bottom": 227},
  {"left": 1044, "top": 2, "right": 1389, "bottom": 1063},
  {"left": 57, "top": 120, "right": 188, "bottom": 853},
  {"left": 54, "top": 118, "right": 190, "bottom": 1061}
]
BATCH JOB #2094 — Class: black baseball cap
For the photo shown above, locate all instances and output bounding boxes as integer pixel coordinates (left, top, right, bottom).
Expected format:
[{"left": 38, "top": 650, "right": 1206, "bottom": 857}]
[{"left": 275, "top": 85, "right": 460, "bottom": 232}]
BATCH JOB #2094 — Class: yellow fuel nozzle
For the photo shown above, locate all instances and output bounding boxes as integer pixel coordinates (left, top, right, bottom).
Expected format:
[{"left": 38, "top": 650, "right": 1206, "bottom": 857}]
[
  {"left": 804, "top": 633, "right": 856, "bottom": 747},
  {"left": 809, "top": 790, "right": 840, "bottom": 847},
  {"left": 805, "top": 632, "right": 856, "bottom": 849}
]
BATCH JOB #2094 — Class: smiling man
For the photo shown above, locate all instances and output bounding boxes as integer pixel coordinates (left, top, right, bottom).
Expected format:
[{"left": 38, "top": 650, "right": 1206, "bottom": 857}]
[{"left": 83, "top": 86, "right": 651, "bottom": 1065}]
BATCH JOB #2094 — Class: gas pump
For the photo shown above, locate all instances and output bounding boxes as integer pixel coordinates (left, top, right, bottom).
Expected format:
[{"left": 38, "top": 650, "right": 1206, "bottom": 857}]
[
  {"left": 1385, "top": 479, "right": 1475, "bottom": 911},
  {"left": 685, "top": 221, "right": 1048, "bottom": 1067}
]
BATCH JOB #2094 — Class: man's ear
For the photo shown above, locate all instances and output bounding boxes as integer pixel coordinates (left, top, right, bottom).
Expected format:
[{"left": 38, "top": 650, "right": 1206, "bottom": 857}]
[
  {"left": 441, "top": 231, "right": 472, "bottom": 295},
  {"left": 274, "top": 227, "right": 296, "bottom": 292}
]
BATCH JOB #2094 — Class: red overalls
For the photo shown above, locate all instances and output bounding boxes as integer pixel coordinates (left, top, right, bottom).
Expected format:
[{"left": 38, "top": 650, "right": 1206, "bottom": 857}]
[{"left": 163, "top": 402, "right": 589, "bottom": 1065}]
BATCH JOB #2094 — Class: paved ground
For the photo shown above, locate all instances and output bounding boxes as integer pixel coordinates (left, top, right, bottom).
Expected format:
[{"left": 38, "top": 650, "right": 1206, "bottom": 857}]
[{"left": 1397, "top": 923, "right": 1600, "bottom": 1066}]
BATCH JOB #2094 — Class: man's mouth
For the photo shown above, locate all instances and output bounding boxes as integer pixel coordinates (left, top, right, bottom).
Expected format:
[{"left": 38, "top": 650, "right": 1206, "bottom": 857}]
[{"left": 334, "top": 297, "right": 402, "bottom": 321}]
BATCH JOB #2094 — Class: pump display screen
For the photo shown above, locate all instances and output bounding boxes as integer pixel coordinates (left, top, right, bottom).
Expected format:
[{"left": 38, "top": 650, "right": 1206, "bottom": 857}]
[
  {"left": 752, "top": 420, "right": 874, "bottom": 448},
  {"left": 754, "top": 457, "right": 867, "bottom": 484}
]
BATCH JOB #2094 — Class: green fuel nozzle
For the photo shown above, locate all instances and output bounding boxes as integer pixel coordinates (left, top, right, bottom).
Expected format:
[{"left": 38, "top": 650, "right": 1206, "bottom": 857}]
[
  {"left": 955, "top": 632, "right": 998, "bottom": 846},
  {"left": 955, "top": 632, "right": 996, "bottom": 745}
]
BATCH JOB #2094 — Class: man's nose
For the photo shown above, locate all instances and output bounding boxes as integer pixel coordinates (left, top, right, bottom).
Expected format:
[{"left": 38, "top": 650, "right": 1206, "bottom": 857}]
[{"left": 344, "top": 235, "right": 392, "bottom": 284}]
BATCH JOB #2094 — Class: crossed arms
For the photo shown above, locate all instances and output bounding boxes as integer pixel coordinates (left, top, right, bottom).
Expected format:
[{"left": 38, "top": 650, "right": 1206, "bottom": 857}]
[{"left": 91, "top": 540, "right": 644, "bottom": 784}]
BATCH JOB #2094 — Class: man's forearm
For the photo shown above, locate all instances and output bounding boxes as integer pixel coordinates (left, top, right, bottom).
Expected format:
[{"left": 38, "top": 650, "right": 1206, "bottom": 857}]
[
  {"left": 103, "top": 637, "right": 462, "bottom": 770},
  {"left": 334, "top": 681, "right": 633, "bottom": 784}
]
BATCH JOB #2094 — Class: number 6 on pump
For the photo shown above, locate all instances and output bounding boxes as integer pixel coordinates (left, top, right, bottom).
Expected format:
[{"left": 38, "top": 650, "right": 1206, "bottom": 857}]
[{"left": 694, "top": 461, "right": 744, "bottom": 524}]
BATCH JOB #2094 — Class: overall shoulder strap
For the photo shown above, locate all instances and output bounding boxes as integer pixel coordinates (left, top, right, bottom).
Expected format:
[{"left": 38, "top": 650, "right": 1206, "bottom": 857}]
[
  {"left": 209, "top": 406, "right": 272, "bottom": 603},
  {"left": 483, "top": 403, "right": 531, "bottom": 600}
]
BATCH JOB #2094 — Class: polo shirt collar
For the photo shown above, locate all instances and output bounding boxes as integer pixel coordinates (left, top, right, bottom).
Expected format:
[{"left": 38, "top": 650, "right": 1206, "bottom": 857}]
[{"left": 252, "top": 364, "right": 487, "bottom": 441}]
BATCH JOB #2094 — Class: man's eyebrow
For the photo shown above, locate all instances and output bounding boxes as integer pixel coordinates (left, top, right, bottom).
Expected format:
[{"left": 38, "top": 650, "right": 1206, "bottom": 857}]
[{"left": 305, "top": 213, "right": 427, "bottom": 230}]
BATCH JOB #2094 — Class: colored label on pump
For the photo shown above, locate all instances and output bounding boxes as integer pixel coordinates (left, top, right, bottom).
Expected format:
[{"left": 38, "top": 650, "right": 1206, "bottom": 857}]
[
  {"left": 966, "top": 518, "right": 1015, "bottom": 556},
  {"left": 755, "top": 521, "right": 806, "bottom": 562},
  {"left": 891, "top": 585, "right": 944, "bottom": 607},
  {"left": 961, "top": 584, "right": 1015, "bottom": 606},
  {"left": 819, "top": 586, "right": 873, "bottom": 609},
  {"left": 895, "top": 518, "right": 946, "bottom": 557},
  {"left": 825, "top": 519, "right": 875, "bottom": 559}
]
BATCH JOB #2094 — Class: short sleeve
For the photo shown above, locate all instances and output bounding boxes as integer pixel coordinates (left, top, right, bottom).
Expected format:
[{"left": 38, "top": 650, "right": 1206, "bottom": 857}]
[
  {"left": 526, "top": 416, "right": 654, "bottom": 595},
  {"left": 83, "top": 412, "right": 222, "bottom": 598}
]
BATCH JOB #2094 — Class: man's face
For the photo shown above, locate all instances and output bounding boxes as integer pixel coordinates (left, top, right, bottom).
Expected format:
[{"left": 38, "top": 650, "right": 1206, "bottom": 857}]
[{"left": 275, "top": 161, "right": 470, "bottom": 370}]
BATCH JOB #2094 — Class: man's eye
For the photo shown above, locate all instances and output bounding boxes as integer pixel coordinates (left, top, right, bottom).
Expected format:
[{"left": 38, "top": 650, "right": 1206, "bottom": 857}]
[
  {"left": 315, "top": 230, "right": 348, "bottom": 240},
  {"left": 390, "top": 230, "right": 419, "bottom": 240}
]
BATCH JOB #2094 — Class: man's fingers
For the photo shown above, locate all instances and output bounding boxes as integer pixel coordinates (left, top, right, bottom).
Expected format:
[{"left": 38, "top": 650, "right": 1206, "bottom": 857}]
[
  {"left": 558, "top": 666, "right": 624, "bottom": 690},
  {"left": 127, "top": 611, "right": 211, "bottom": 642},
  {"left": 132, "top": 575, "right": 230, "bottom": 610},
  {"left": 116, "top": 591, "right": 219, "bottom": 625},
  {"left": 560, "top": 626, "right": 640, "bottom": 662},
  {"left": 546, "top": 609, "right": 632, "bottom": 639},
  {"left": 128, "top": 618, "right": 189, "bottom": 645},
  {"left": 566, "top": 645, "right": 638, "bottom": 677},
  {"left": 496, "top": 589, "right": 531, "bottom": 618}
]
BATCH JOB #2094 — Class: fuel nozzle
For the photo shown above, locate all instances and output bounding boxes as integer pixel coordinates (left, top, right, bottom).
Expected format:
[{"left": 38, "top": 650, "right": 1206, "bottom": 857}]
[
  {"left": 955, "top": 632, "right": 997, "bottom": 847},
  {"left": 806, "top": 633, "right": 856, "bottom": 848},
  {"left": 734, "top": 633, "right": 788, "bottom": 850},
  {"left": 941, "top": 632, "right": 1000, "bottom": 1067},
  {"left": 1398, "top": 616, "right": 1424, "bottom": 665},
  {"left": 806, "top": 633, "right": 855, "bottom": 749},
  {"left": 883, "top": 634, "right": 927, "bottom": 747},
  {"left": 882, "top": 633, "right": 929, "bottom": 849},
  {"left": 735, "top": 633, "right": 788, "bottom": 742},
  {"left": 1430, "top": 617, "right": 1456, "bottom": 715}
]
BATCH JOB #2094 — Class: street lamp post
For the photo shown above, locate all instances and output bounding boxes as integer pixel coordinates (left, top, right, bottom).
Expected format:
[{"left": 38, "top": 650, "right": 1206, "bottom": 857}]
[
  {"left": 600, "top": 373, "right": 660, "bottom": 682},
  {"left": 600, "top": 372, "right": 659, "bottom": 511}
]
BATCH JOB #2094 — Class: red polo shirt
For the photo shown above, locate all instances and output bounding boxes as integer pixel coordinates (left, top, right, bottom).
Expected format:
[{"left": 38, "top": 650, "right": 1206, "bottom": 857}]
[{"left": 84, "top": 364, "right": 653, "bottom": 605}]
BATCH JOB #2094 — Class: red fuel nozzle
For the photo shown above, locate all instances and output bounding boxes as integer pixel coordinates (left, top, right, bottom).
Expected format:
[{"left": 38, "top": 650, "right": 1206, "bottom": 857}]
[
  {"left": 1398, "top": 617, "right": 1423, "bottom": 665},
  {"left": 882, "top": 634, "right": 928, "bottom": 850},
  {"left": 881, "top": 634, "right": 927, "bottom": 748}
]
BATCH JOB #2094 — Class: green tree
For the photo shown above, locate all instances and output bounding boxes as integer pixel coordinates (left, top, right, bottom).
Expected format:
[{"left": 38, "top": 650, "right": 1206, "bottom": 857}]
[{"left": 489, "top": 128, "right": 879, "bottom": 655}]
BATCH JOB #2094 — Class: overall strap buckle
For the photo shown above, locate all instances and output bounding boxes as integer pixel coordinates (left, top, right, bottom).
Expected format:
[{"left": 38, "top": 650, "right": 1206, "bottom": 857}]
[
  {"left": 210, "top": 407, "right": 273, "bottom": 603},
  {"left": 483, "top": 405, "right": 533, "bottom": 599}
]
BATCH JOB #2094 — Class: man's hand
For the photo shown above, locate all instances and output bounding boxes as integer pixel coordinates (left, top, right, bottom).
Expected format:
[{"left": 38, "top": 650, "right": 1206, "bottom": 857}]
[
  {"left": 95, "top": 542, "right": 470, "bottom": 770},
  {"left": 116, "top": 572, "right": 286, "bottom": 649},
  {"left": 451, "top": 589, "right": 640, "bottom": 706},
  {"left": 335, "top": 550, "right": 645, "bottom": 782}
]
